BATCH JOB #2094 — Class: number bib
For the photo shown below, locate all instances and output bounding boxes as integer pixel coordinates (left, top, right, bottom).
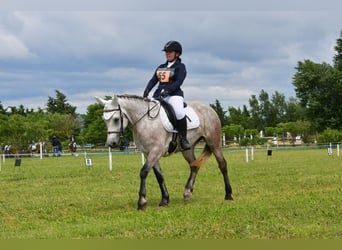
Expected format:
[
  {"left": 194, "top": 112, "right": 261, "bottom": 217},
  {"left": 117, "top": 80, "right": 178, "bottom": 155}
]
[{"left": 156, "top": 68, "right": 175, "bottom": 83}]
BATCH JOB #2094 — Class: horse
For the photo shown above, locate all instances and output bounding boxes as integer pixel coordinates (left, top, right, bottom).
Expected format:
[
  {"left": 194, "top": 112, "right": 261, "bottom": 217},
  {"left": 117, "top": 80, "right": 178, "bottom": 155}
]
[
  {"left": 2, "top": 144, "right": 18, "bottom": 158},
  {"left": 28, "top": 142, "right": 49, "bottom": 157},
  {"left": 69, "top": 141, "right": 77, "bottom": 155},
  {"left": 96, "top": 94, "right": 233, "bottom": 210}
]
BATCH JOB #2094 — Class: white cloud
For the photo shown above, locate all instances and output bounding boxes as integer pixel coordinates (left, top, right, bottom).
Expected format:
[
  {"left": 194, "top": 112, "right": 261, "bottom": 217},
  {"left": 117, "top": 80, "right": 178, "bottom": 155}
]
[
  {"left": 1, "top": 0, "right": 341, "bottom": 11},
  {"left": 0, "top": 31, "right": 32, "bottom": 59},
  {"left": 0, "top": 9, "right": 341, "bottom": 114}
]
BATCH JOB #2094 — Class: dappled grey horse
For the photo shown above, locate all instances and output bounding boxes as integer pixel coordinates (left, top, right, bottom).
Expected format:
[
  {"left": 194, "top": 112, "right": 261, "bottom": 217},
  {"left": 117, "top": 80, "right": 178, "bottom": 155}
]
[{"left": 96, "top": 94, "right": 233, "bottom": 210}]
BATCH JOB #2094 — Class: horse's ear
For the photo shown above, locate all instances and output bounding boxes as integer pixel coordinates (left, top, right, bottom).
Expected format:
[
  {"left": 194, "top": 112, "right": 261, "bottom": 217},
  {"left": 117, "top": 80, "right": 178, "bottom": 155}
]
[
  {"left": 95, "top": 96, "right": 106, "bottom": 105},
  {"left": 112, "top": 95, "right": 119, "bottom": 106}
]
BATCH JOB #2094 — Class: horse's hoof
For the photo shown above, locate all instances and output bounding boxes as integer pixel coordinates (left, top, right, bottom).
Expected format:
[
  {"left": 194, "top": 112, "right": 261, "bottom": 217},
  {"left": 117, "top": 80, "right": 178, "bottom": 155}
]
[
  {"left": 159, "top": 197, "right": 169, "bottom": 207},
  {"left": 137, "top": 197, "right": 148, "bottom": 210},
  {"left": 183, "top": 189, "right": 193, "bottom": 201},
  {"left": 137, "top": 203, "right": 147, "bottom": 210},
  {"left": 225, "top": 194, "right": 234, "bottom": 200}
]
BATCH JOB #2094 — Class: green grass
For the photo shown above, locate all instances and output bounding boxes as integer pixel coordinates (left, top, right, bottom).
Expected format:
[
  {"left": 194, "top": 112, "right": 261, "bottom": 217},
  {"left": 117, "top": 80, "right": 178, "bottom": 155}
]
[{"left": 0, "top": 148, "right": 341, "bottom": 239}]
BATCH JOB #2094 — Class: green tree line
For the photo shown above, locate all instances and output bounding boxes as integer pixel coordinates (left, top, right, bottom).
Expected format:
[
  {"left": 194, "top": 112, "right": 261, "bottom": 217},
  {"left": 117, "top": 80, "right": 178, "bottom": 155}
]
[
  {"left": 0, "top": 90, "right": 86, "bottom": 153},
  {"left": 1, "top": 31, "right": 342, "bottom": 151}
]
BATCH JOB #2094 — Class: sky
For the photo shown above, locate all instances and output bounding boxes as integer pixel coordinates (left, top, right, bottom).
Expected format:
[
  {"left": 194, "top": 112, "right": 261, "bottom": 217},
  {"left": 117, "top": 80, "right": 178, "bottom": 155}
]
[{"left": 1, "top": 1, "right": 342, "bottom": 114}]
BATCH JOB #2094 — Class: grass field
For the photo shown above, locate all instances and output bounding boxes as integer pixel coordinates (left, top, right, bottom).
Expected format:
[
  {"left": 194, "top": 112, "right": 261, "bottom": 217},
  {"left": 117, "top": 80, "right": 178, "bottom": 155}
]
[{"left": 0, "top": 148, "right": 341, "bottom": 239}]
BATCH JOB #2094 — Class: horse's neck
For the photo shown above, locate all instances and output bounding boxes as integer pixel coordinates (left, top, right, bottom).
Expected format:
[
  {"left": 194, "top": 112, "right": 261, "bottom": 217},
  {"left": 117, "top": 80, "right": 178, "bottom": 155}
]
[{"left": 119, "top": 98, "right": 159, "bottom": 125}]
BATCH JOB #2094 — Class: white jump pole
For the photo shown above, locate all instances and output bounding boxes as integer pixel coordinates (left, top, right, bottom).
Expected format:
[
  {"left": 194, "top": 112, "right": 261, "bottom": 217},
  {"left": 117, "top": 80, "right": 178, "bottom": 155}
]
[
  {"left": 251, "top": 146, "right": 254, "bottom": 161},
  {"left": 108, "top": 147, "right": 112, "bottom": 171},
  {"left": 328, "top": 142, "right": 333, "bottom": 156},
  {"left": 245, "top": 147, "right": 249, "bottom": 163},
  {"left": 337, "top": 144, "right": 340, "bottom": 157},
  {"left": 39, "top": 142, "right": 43, "bottom": 160}
]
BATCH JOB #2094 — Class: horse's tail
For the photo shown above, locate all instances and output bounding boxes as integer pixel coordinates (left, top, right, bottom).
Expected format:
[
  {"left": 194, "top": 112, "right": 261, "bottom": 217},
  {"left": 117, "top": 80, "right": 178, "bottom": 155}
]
[{"left": 190, "top": 144, "right": 212, "bottom": 168}]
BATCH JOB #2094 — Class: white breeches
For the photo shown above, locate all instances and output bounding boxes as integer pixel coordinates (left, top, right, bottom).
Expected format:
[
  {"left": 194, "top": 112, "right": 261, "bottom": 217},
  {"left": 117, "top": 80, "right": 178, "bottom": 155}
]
[{"left": 163, "top": 95, "right": 185, "bottom": 120}]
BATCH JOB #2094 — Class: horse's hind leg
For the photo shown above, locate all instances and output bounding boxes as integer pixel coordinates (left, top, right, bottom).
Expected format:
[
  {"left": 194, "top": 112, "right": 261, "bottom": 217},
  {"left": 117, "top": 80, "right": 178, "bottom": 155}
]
[
  {"left": 182, "top": 149, "right": 199, "bottom": 201},
  {"left": 153, "top": 162, "right": 170, "bottom": 207},
  {"left": 211, "top": 146, "right": 233, "bottom": 200}
]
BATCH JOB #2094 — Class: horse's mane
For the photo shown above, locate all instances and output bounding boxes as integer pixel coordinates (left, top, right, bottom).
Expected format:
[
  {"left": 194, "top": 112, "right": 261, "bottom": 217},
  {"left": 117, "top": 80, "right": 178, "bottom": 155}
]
[{"left": 117, "top": 94, "right": 153, "bottom": 103}]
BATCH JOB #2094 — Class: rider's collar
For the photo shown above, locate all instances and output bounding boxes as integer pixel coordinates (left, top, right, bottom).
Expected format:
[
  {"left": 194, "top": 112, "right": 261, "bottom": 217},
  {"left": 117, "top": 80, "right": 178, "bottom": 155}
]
[{"left": 167, "top": 61, "right": 175, "bottom": 68}]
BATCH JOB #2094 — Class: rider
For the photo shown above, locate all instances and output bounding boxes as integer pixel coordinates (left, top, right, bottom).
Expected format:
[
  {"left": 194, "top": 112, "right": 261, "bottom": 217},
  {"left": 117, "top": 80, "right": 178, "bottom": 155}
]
[{"left": 143, "top": 40, "right": 190, "bottom": 151}]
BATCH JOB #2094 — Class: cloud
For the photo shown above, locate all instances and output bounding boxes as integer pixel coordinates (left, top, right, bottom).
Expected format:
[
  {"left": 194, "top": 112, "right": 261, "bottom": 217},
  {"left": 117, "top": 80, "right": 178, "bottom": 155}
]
[
  {"left": 1, "top": 0, "right": 342, "bottom": 11},
  {"left": 0, "top": 9, "right": 341, "bottom": 114},
  {"left": 0, "top": 31, "right": 32, "bottom": 59}
]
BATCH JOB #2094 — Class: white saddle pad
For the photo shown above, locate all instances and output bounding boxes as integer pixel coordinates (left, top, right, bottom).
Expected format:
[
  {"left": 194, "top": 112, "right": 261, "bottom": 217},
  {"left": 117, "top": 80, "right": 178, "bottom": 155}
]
[{"left": 160, "top": 106, "right": 200, "bottom": 133}]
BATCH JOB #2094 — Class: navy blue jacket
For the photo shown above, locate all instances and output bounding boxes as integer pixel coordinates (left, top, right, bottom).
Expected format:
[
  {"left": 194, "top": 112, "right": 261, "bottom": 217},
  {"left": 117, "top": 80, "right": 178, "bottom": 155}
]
[{"left": 145, "top": 58, "right": 187, "bottom": 98}]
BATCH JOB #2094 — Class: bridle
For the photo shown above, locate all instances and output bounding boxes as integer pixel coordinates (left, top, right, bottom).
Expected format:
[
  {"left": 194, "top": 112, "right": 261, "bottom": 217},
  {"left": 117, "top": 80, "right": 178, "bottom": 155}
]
[
  {"left": 103, "top": 106, "right": 124, "bottom": 136},
  {"left": 103, "top": 100, "right": 160, "bottom": 137}
]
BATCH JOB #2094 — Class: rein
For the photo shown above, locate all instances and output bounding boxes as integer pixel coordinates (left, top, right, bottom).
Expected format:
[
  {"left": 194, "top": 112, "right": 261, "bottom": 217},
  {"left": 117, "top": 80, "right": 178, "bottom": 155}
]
[
  {"left": 130, "top": 100, "right": 160, "bottom": 128},
  {"left": 132, "top": 99, "right": 160, "bottom": 127}
]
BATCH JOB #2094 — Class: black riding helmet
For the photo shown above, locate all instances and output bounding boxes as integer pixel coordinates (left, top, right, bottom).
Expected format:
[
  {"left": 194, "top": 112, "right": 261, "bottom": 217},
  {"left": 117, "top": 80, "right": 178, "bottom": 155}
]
[{"left": 162, "top": 40, "right": 182, "bottom": 55}]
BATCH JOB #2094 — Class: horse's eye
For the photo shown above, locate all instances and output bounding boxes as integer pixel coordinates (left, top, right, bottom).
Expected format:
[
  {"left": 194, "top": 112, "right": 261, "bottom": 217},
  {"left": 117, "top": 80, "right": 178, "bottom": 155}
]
[{"left": 113, "top": 118, "right": 120, "bottom": 123}]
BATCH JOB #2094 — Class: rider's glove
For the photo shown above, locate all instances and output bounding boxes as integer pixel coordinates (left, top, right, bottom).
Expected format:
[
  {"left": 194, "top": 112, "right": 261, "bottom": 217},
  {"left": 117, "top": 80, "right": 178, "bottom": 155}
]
[
  {"left": 143, "top": 89, "right": 149, "bottom": 98},
  {"left": 160, "top": 90, "right": 169, "bottom": 98}
]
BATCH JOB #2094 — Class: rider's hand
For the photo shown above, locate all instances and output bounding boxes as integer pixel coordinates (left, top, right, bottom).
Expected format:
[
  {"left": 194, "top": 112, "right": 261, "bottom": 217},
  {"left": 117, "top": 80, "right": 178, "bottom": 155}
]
[
  {"left": 143, "top": 89, "right": 149, "bottom": 98},
  {"left": 160, "top": 90, "right": 169, "bottom": 98}
]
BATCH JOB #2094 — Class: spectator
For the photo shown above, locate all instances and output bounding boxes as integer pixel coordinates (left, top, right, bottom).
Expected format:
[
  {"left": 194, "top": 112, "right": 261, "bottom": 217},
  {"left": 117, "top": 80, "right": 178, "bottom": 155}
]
[{"left": 52, "top": 136, "right": 62, "bottom": 157}]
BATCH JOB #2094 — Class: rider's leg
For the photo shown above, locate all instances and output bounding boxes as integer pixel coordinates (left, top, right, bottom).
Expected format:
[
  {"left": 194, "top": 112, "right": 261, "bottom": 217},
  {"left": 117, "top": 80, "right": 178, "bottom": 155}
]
[
  {"left": 177, "top": 116, "right": 191, "bottom": 150},
  {"left": 164, "top": 95, "right": 190, "bottom": 151}
]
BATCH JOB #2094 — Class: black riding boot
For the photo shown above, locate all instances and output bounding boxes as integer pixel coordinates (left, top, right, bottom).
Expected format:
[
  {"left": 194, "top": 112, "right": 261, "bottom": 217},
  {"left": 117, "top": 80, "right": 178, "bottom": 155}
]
[{"left": 177, "top": 117, "right": 191, "bottom": 151}]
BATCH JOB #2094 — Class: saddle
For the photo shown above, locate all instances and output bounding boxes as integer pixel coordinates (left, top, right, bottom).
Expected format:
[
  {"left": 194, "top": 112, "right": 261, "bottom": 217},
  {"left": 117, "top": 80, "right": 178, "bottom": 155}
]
[
  {"left": 159, "top": 100, "right": 200, "bottom": 132},
  {"left": 160, "top": 100, "right": 180, "bottom": 130},
  {"left": 159, "top": 100, "right": 200, "bottom": 153}
]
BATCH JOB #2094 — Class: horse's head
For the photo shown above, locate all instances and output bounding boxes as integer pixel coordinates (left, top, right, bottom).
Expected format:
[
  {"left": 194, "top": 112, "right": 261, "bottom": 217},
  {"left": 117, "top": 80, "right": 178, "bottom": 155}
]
[{"left": 95, "top": 95, "right": 128, "bottom": 148}]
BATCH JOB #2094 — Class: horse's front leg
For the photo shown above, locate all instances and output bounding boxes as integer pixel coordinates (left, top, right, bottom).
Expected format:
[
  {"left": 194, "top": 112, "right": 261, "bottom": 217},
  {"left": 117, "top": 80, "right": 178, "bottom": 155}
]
[
  {"left": 138, "top": 162, "right": 151, "bottom": 210},
  {"left": 137, "top": 151, "right": 164, "bottom": 210},
  {"left": 153, "top": 162, "right": 169, "bottom": 207}
]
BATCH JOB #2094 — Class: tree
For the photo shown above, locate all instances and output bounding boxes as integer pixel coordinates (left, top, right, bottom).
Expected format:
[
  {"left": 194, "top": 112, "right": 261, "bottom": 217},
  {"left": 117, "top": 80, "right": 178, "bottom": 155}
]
[
  {"left": 248, "top": 94, "right": 262, "bottom": 130},
  {"left": 293, "top": 60, "right": 342, "bottom": 130},
  {"left": 283, "top": 97, "right": 305, "bottom": 122},
  {"left": 0, "top": 102, "right": 5, "bottom": 114},
  {"left": 276, "top": 120, "right": 312, "bottom": 144},
  {"left": 333, "top": 30, "right": 342, "bottom": 71},
  {"left": 269, "top": 91, "right": 287, "bottom": 125},
  {"left": 317, "top": 128, "right": 342, "bottom": 143},
  {"left": 46, "top": 90, "right": 77, "bottom": 115},
  {"left": 6, "top": 114, "right": 27, "bottom": 149},
  {"left": 25, "top": 112, "right": 50, "bottom": 143},
  {"left": 210, "top": 99, "right": 227, "bottom": 126},
  {"left": 47, "top": 113, "right": 81, "bottom": 142},
  {"left": 292, "top": 31, "right": 342, "bottom": 131},
  {"left": 80, "top": 103, "right": 107, "bottom": 145},
  {"left": 227, "top": 105, "right": 250, "bottom": 129},
  {"left": 249, "top": 90, "right": 272, "bottom": 130},
  {"left": 222, "top": 124, "right": 244, "bottom": 141}
]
